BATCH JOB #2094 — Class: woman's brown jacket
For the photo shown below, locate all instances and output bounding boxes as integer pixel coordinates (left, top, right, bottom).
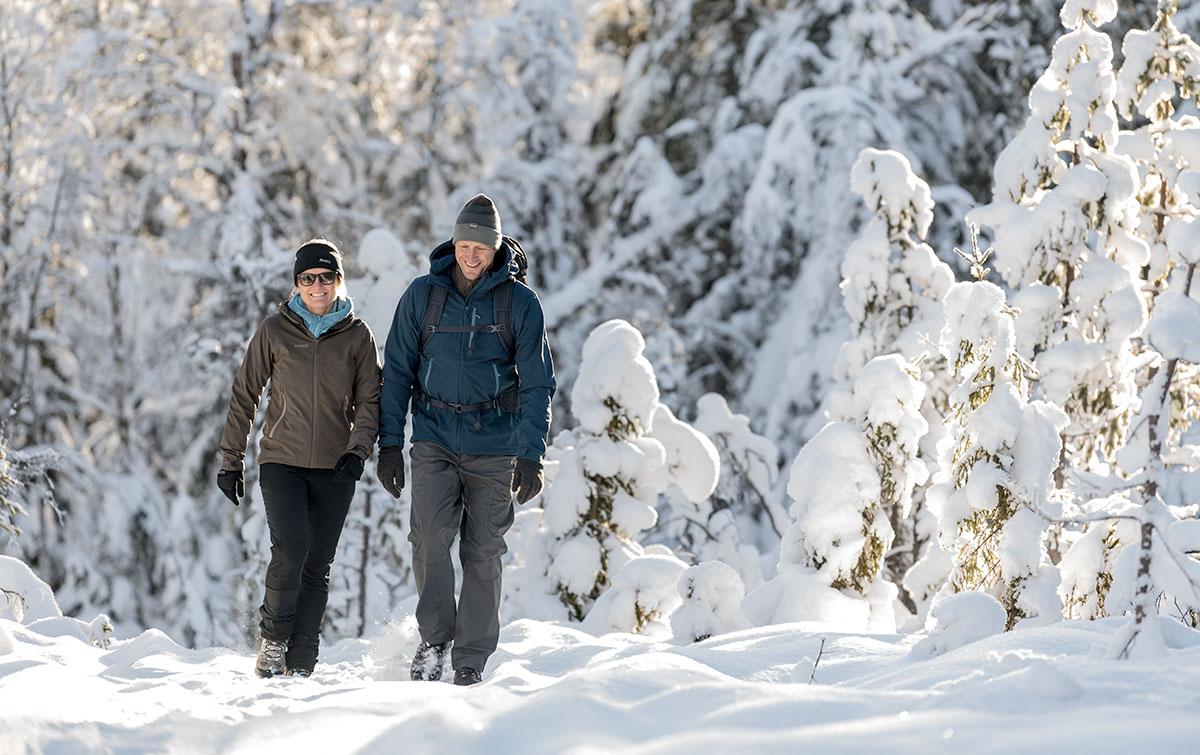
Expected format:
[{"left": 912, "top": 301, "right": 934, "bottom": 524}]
[{"left": 220, "top": 302, "right": 381, "bottom": 472}]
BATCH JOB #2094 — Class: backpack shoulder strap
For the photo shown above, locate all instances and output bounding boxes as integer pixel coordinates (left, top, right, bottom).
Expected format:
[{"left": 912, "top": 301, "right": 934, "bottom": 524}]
[
  {"left": 493, "top": 280, "right": 516, "bottom": 358},
  {"left": 418, "top": 286, "right": 448, "bottom": 353}
]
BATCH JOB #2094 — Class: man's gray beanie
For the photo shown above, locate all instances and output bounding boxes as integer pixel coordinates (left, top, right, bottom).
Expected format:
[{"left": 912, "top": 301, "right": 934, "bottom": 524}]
[{"left": 453, "top": 193, "right": 502, "bottom": 249}]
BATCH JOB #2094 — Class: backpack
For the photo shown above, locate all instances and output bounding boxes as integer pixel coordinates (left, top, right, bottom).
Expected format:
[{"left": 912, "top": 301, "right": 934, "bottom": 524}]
[{"left": 418, "top": 235, "right": 527, "bottom": 358}]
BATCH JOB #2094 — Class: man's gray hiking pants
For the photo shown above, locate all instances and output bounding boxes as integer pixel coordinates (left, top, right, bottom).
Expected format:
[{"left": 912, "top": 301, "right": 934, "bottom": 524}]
[{"left": 409, "top": 441, "right": 516, "bottom": 673}]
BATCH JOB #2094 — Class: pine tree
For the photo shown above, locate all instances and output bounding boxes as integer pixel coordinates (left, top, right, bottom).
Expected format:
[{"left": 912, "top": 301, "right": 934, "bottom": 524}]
[
  {"left": 508, "top": 320, "right": 671, "bottom": 623},
  {"left": 654, "top": 393, "right": 782, "bottom": 592},
  {"left": 0, "top": 436, "right": 24, "bottom": 539},
  {"left": 930, "top": 238, "right": 1067, "bottom": 630},
  {"left": 832, "top": 147, "right": 955, "bottom": 604},
  {"left": 968, "top": 0, "right": 1147, "bottom": 473},
  {"left": 766, "top": 353, "right": 928, "bottom": 631}
]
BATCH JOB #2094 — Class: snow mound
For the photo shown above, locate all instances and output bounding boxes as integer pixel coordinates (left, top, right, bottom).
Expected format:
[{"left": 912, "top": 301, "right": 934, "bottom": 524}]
[{"left": 910, "top": 591, "right": 1007, "bottom": 659}]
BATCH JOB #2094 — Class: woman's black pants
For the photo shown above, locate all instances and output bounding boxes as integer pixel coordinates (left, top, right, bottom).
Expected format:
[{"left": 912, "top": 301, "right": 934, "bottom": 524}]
[{"left": 258, "top": 462, "right": 354, "bottom": 672}]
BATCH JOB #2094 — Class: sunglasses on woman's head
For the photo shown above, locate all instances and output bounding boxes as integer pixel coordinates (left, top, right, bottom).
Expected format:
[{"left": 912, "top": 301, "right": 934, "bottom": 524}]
[{"left": 297, "top": 271, "right": 338, "bottom": 287}]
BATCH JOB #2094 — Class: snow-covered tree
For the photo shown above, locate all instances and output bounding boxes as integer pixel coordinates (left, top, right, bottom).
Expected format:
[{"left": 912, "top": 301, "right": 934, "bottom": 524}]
[
  {"left": 833, "top": 148, "right": 951, "bottom": 391},
  {"left": 831, "top": 147, "right": 954, "bottom": 601},
  {"left": 1057, "top": 494, "right": 1141, "bottom": 620},
  {"left": 507, "top": 320, "right": 672, "bottom": 623},
  {"left": 581, "top": 553, "right": 687, "bottom": 636},
  {"left": 0, "top": 436, "right": 22, "bottom": 539},
  {"left": 651, "top": 397, "right": 768, "bottom": 589},
  {"left": 654, "top": 393, "right": 783, "bottom": 592},
  {"left": 1106, "top": 215, "right": 1200, "bottom": 657},
  {"left": 669, "top": 561, "right": 751, "bottom": 644},
  {"left": 968, "top": 0, "right": 1148, "bottom": 475},
  {"left": 928, "top": 251, "right": 1068, "bottom": 630},
  {"left": 759, "top": 354, "right": 929, "bottom": 631}
]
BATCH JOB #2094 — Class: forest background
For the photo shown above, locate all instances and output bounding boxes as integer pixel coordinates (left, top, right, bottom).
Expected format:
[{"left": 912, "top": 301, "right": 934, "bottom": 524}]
[{"left": 2, "top": 0, "right": 1197, "bottom": 650}]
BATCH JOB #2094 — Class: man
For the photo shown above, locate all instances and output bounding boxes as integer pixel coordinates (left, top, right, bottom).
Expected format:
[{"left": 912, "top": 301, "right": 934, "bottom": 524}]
[{"left": 377, "top": 193, "right": 555, "bottom": 686}]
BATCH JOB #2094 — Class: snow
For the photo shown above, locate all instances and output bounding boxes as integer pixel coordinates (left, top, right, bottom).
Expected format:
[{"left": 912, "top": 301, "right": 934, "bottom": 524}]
[
  {"left": 571, "top": 320, "right": 660, "bottom": 436},
  {"left": 5, "top": 608, "right": 1200, "bottom": 753},
  {"left": 648, "top": 403, "right": 719, "bottom": 504},
  {"left": 670, "top": 561, "right": 751, "bottom": 644},
  {"left": 0, "top": 556, "right": 62, "bottom": 624},
  {"left": 10, "top": 1, "right": 1200, "bottom": 751},
  {"left": 1144, "top": 290, "right": 1200, "bottom": 363},
  {"left": 1059, "top": 0, "right": 1117, "bottom": 29},
  {"left": 909, "top": 590, "right": 1006, "bottom": 659}
]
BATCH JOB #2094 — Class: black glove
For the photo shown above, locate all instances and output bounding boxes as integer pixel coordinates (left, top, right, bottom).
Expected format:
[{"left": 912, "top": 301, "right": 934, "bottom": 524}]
[
  {"left": 377, "top": 446, "right": 405, "bottom": 499},
  {"left": 512, "top": 458, "right": 543, "bottom": 505},
  {"left": 332, "top": 452, "right": 365, "bottom": 483},
  {"left": 217, "top": 469, "right": 244, "bottom": 506}
]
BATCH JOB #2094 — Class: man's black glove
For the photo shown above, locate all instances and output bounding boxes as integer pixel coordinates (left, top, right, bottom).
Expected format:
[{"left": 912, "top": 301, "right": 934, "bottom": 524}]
[
  {"left": 332, "top": 452, "right": 365, "bottom": 483},
  {"left": 377, "top": 446, "right": 405, "bottom": 499},
  {"left": 217, "top": 469, "right": 244, "bottom": 506},
  {"left": 512, "top": 458, "right": 543, "bottom": 505}
]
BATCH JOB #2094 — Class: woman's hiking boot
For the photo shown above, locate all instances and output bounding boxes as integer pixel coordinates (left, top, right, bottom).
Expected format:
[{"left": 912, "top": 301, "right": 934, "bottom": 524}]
[{"left": 255, "top": 638, "right": 288, "bottom": 678}]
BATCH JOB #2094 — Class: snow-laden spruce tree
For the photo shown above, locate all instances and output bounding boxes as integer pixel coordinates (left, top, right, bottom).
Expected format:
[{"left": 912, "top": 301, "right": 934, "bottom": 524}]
[
  {"left": 652, "top": 395, "right": 777, "bottom": 592},
  {"left": 833, "top": 148, "right": 953, "bottom": 392},
  {"left": 926, "top": 244, "right": 1068, "bottom": 630},
  {"left": 968, "top": 0, "right": 1148, "bottom": 475},
  {"left": 831, "top": 147, "right": 955, "bottom": 604},
  {"left": 669, "top": 561, "right": 751, "bottom": 644},
  {"left": 0, "top": 437, "right": 22, "bottom": 540},
  {"left": 1057, "top": 493, "right": 1142, "bottom": 620},
  {"left": 744, "top": 353, "right": 929, "bottom": 633},
  {"left": 1105, "top": 215, "right": 1200, "bottom": 657},
  {"left": 506, "top": 320, "right": 708, "bottom": 630}
]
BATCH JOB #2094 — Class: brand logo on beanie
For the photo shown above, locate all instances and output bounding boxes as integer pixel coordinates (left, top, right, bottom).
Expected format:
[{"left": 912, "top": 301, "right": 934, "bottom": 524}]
[{"left": 319, "top": 257, "right": 333, "bottom": 265}]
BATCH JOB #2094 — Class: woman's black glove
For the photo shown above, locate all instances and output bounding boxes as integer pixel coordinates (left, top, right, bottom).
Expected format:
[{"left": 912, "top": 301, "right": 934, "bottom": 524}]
[
  {"left": 512, "top": 458, "right": 543, "bottom": 505},
  {"left": 376, "top": 446, "right": 405, "bottom": 498},
  {"left": 217, "top": 469, "right": 244, "bottom": 506},
  {"left": 332, "top": 452, "right": 365, "bottom": 483}
]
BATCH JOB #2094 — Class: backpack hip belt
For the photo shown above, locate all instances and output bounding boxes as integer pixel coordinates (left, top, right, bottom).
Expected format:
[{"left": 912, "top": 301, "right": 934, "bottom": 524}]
[{"left": 414, "top": 385, "right": 520, "bottom": 415}]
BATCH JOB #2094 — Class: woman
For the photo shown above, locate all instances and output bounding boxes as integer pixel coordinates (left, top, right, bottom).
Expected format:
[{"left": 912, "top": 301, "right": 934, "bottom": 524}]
[{"left": 216, "top": 239, "right": 381, "bottom": 678}]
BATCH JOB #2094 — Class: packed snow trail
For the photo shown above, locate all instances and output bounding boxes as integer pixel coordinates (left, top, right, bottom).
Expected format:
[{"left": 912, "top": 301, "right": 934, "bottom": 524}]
[{"left": 3, "top": 614, "right": 1200, "bottom": 754}]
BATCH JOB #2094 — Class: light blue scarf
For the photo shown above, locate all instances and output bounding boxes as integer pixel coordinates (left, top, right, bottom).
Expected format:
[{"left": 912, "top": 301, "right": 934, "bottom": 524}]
[{"left": 288, "top": 293, "right": 352, "bottom": 338}]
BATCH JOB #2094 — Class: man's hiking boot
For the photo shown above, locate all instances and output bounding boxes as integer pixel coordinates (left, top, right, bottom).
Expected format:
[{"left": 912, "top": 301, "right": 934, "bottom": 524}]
[
  {"left": 285, "top": 666, "right": 313, "bottom": 678},
  {"left": 255, "top": 638, "right": 288, "bottom": 678},
  {"left": 454, "top": 667, "right": 482, "bottom": 686},
  {"left": 410, "top": 641, "right": 450, "bottom": 681}
]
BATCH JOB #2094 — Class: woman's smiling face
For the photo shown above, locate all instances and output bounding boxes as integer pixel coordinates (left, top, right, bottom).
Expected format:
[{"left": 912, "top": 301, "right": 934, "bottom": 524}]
[{"left": 297, "top": 268, "right": 339, "bottom": 315}]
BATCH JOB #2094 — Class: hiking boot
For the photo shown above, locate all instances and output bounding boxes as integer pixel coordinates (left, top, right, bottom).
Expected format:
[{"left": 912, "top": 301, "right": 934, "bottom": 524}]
[
  {"left": 285, "top": 667, "right": 312, "bottom": 678},
  {"left": 255, "top": 638, "right": 288, "bottom": 678},
  {"left": 410, "top": 641, "right": 450, "bottom": 681},
  {"left": 453, "top": 667, "right": 482, "bottom": 686}
]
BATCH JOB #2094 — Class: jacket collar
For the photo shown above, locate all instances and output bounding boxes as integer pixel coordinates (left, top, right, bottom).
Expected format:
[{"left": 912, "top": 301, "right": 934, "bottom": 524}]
[{"left": 279, "top": 296, "right": 355, "bottom": 338}]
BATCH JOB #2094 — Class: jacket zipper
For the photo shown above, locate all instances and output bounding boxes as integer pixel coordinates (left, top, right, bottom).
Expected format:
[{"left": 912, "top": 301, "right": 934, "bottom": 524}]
[
  {"left": 457, "top": 294, "right": 468, "bottom": 451},
  {"left": 468, "top": 306, "right": 479, "bottom": 355},
  {"left": 311, "top": 337, "right": 320, "bottom": 467}
]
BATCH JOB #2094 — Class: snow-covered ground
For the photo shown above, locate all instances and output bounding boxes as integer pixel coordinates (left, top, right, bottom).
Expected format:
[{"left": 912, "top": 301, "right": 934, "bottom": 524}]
[{"left": 3, "top": 612, "right": 1199, "bottom": 754}]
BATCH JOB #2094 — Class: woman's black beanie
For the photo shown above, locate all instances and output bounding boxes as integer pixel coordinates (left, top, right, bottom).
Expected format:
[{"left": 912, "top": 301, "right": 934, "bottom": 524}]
[{"left": 293, "top": 239, "right": 344, "bottom": 282}]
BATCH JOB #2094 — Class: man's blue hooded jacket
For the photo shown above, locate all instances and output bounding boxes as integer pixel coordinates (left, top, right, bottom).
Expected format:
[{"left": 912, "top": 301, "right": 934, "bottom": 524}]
[{"left": 379, "top": 238, "right": 555, "bottom": 461}]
